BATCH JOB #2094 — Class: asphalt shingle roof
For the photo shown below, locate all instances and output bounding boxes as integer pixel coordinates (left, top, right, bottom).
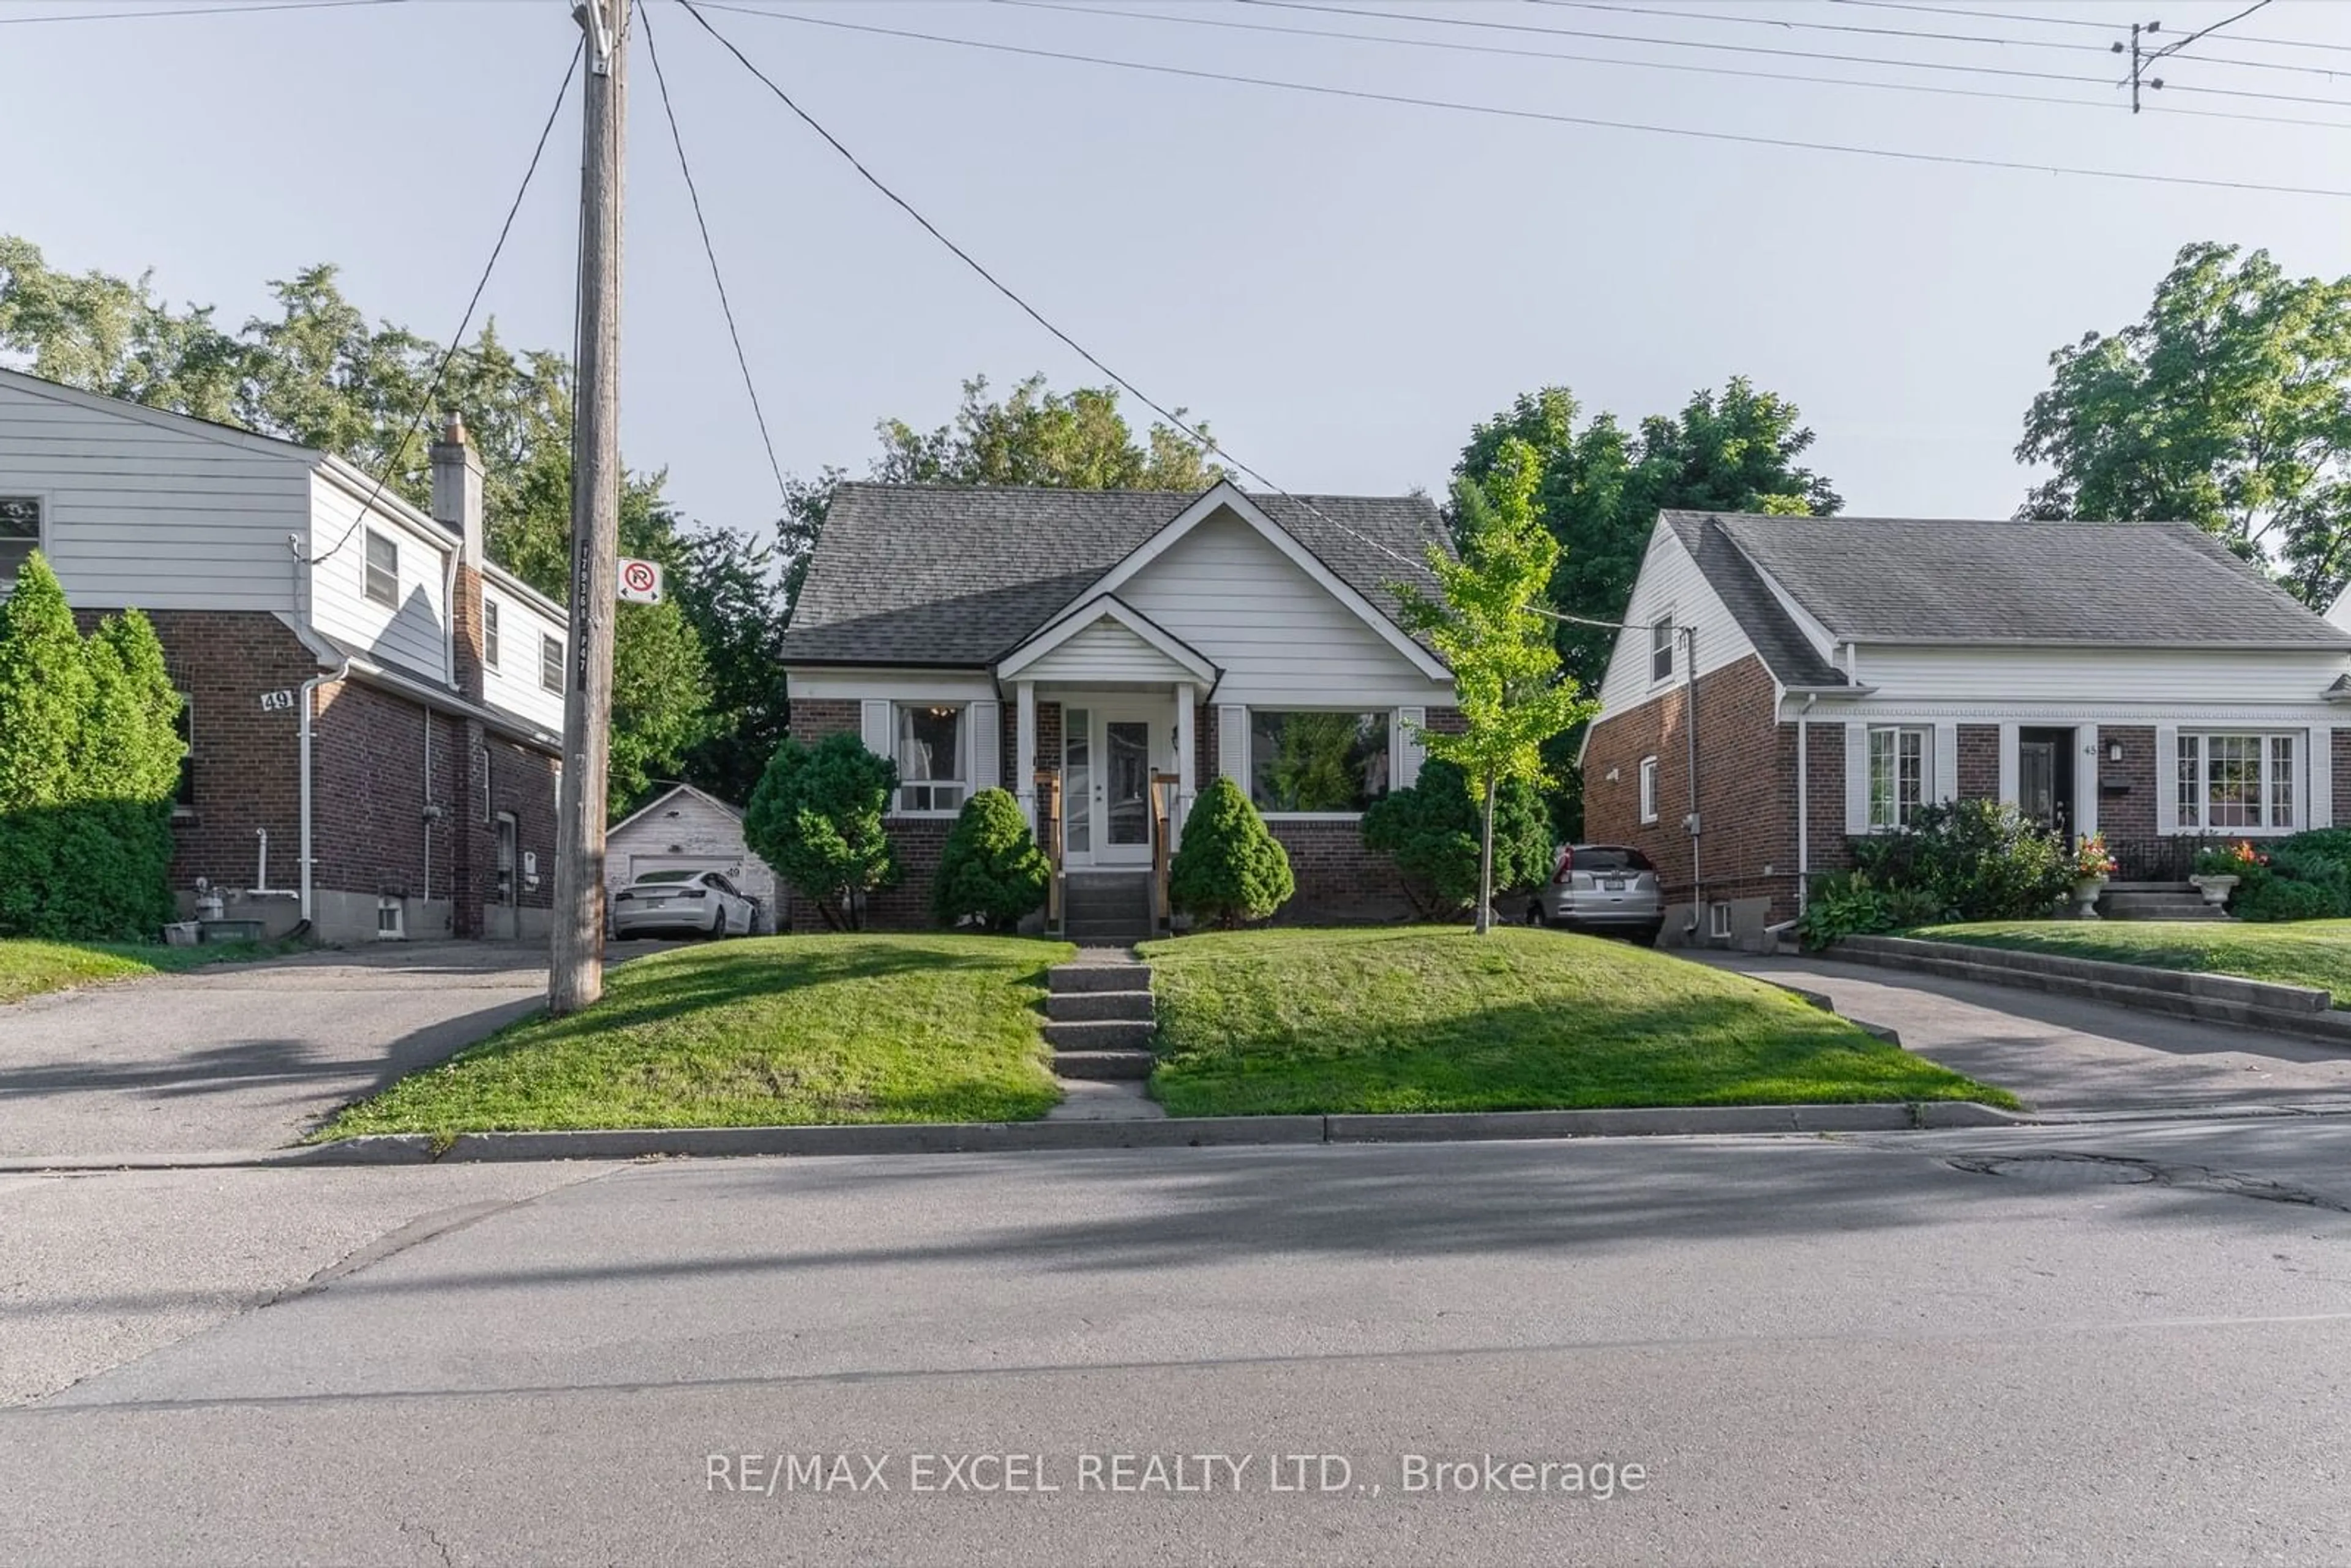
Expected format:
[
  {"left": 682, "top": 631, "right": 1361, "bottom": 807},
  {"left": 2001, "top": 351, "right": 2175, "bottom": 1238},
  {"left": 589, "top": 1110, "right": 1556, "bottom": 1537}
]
[
  {"left": 1667, "top": 512, "right": 2350, "bottom": 667},
  {"left": 781, "top": 484, "right": 1449, "bottom": 666}
]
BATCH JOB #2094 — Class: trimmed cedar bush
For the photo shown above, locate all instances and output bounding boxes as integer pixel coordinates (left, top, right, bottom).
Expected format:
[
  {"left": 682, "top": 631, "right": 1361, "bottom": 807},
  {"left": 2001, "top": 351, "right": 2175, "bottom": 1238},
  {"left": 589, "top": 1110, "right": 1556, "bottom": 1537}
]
[
  {"left": 744, "top": 730, "right": 899, "bottom": 931},
  {"left": 0, "top": 555, "right": 184, "bottom": 940},
  {"left": 1169, "top": 776, "right": 1294, "bottom": 929},
  {"left": 1362, "top": 758, "right": 1550, "bottom": 918},
  {"left": 1846, "top": 800, "right": 2074, "bottom": 924},
  {"left": 933, "top": 787, "right": 1049, "bottom": 931}
]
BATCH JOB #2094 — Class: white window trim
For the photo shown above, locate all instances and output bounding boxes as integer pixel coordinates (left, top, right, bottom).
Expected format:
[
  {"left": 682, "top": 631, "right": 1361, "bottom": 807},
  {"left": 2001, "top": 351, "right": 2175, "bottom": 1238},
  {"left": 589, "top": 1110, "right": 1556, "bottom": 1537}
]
[
  {"left": 1638, "top": 755, "right": 1660, "bottom": 825},
  {"left": 1708, "top": 901, "right": 1733, "bottom": 939},
  {"left": 1865, "top": 723, "right": 1932, "bottom": 833},
  {"left": 889, "top": 700, "right": 972, "bottom": 819},
  {"left": 483, "top": 598, "right": 501, "bottom": 670},
  {"left": 363, "top": 528, "right": 399, "bottom": 608},
  {"left": 1244, "top": 705, "right": 1398, "bottom": 822},
  {"left": 2175, "top": 729, "right": 2301, "bottom": 835},
  {"left": 539, "top": 633, "right": 563, "bottom": 694},
  {"left": 0, "top": 490, "right": 50, "bottom": 590},
  {"left": 1649, "top": 613, "right": 1677, "bottom": 685}
]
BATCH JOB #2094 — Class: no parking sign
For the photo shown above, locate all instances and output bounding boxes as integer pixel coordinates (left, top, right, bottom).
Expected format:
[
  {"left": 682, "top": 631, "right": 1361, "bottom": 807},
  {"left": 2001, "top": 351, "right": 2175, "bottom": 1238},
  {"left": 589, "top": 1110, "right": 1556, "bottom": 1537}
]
[{"left": 618, "top": 557, "right": 665, "bottom": 604}]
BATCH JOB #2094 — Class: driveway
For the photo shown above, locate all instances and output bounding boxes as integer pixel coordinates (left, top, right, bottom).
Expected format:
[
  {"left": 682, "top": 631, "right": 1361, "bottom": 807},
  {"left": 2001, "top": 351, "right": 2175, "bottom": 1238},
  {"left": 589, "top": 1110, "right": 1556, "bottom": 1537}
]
[
  {"left": 1698, "top": 950, "right": 2351, "bottom": 1114},
  {"left": 0, "top": 942, "right": 664, "bottom": 1162}
]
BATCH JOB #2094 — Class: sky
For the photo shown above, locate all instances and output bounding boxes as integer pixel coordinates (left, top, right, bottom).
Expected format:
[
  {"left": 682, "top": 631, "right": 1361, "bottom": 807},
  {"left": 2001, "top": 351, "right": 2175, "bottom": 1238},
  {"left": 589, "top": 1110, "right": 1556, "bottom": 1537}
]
[{"left": 9, "top": 0, "right": 2351, "bottom": 543}]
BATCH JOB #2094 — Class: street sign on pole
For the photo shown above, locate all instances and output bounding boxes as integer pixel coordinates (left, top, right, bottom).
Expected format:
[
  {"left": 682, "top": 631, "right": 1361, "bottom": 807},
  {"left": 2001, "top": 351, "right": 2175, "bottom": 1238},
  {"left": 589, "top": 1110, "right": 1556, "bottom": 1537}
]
[{"left": 618, "top": 557, "right": 664, "bottom": 604}]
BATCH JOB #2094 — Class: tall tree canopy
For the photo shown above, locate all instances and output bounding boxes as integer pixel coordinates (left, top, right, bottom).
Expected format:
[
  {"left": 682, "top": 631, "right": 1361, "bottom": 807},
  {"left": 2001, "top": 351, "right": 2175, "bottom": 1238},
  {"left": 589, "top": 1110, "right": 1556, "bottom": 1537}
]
[
  {"left": 2017, "top": 240, "right": 2351, "bottom": 607},
  {"left": 0, "top": 237, "right": 715, "bottom": 812},
  {"left": 1453, "top": 377, "right": 1838, "bottom": 835}
]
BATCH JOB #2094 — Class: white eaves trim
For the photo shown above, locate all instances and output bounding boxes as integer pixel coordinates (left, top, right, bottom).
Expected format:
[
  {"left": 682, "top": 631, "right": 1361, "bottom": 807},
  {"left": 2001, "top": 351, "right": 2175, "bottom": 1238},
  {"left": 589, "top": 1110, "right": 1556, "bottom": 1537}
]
[
  {"left": 313, "top": 454, "right": 454, "bottom": 557},
  {"left": 0, "top": 366, "right": 319, "bottom": 462},
  {"left": 996, "top": 593, "right": 1219, "bottom": 683},
  {"left": 1086, "top": 481, "right": 1452, "bottom": 683}
]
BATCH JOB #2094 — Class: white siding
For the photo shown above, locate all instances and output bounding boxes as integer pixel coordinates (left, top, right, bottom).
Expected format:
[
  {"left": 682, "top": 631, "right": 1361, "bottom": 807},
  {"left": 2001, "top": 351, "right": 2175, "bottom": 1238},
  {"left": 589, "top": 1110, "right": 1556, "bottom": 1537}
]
[
  {"left": 480, "top": 576, "right": 566, "bottom": 734},
  {"left": 606, "top": 788, "right": 780, "bottom": 928},
  {"left": 1120, "top": 512, "right": 1449, "bottom": 704},
  {"left": 1592, "top": 522, "right": 1769, "bottom": 720},
  {"left": 1018, "top": 614, "right": 1199, "bottom": 684},
  {"left": 305, "top": 470, "right": 452, "bottom": 683},
  {"left": 0, "top": 377, "right": 313, "bottom": 612},
  {"left": 1853, "top": 644, "right": 2347, "bottom": 705}
]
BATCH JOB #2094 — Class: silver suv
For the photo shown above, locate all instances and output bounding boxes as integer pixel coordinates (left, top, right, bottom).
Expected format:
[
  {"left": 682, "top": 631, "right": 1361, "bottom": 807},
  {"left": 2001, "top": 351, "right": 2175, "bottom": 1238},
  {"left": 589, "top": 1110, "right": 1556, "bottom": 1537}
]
[{"left": 1527, "top": 844, "right": 1663, "bottom": 945}]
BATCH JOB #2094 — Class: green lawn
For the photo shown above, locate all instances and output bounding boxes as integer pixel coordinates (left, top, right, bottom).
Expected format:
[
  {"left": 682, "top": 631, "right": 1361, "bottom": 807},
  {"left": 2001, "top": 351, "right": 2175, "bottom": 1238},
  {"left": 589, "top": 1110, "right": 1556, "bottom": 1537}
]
[
  {"left": 0, "top": 937, "right": 290, "bottom": 1006},
  {"left": 1140, "top": 926, "right": 2012, "bottom": 1116},
  {"left": 1916, "top": 920, "right": 2351, "bottom": 1006},
  {"left": 323, "top": 934, "right": 1076, "bottom": 1138}
]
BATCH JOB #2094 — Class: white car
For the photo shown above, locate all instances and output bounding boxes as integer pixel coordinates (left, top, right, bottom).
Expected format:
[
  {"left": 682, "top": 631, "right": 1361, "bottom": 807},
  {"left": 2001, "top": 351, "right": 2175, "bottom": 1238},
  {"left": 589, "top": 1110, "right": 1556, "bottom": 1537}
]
[{"left": 610, "top": 869, "right": 759, "bottom": 939}]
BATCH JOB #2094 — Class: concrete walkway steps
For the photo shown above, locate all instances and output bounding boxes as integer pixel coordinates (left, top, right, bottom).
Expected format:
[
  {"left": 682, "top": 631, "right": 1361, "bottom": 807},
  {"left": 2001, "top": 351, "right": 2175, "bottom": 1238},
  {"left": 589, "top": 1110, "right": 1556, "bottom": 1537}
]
[
  {"left": 1043, "top": 950, "right": 1163, "bottom": 1119},
  {"left": 1834, "top": 934, "right": 2351, "bottom": 1049},
  {"left": 2102, "top": 884, "right": 2226, "bottom": 923}
]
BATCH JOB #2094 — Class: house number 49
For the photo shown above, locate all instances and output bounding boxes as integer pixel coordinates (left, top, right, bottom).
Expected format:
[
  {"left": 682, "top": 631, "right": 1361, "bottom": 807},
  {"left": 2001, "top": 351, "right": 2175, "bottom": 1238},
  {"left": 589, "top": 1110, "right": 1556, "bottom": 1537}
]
[{"left": 259, "top": 689, "right": 297, "bottom": 713}]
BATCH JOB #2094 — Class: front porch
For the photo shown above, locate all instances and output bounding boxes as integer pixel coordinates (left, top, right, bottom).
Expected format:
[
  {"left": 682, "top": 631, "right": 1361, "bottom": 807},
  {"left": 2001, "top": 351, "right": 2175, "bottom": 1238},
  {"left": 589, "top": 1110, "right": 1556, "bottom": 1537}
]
[{"left": 1013, "top": 681, "right": 1200, "bottom": 946}]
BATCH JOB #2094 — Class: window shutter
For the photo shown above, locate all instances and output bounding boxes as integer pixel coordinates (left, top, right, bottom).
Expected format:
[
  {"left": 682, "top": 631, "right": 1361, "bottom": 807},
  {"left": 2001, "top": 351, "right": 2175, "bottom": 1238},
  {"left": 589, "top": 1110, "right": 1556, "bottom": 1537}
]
[
  {"left": 860, "top": 700, "right": 893, "bottom": 762},
  {"left": 2154, "top": 725, "right": 2178, "bottom": 836},
  {"left": 2311, "top": 727, "right": 2333, "bottom": 830},
  {"left": 1932, "top": 722, "right": 1959, "bottom": 806},
  {"left": 1843, "top": 722, "right": 1871, "bottom": 835},
  {"left": 1218, "top": 705, "right": 1248, "bottom": 786},
  {"left": 1396, "top": 706, "right": 1426, "bottom": 790},
  {"left": 969, "top": 700, "right": 1001, "bottom": 792}
]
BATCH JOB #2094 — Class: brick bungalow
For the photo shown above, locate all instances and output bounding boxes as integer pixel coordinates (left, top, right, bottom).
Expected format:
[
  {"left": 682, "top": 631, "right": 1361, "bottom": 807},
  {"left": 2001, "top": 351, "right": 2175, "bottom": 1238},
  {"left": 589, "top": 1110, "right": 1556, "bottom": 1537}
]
[
  {"left": 778, "top": 481, "right": 1461, "bottom": 940},
  {"left": 1582, "top": 511, "right": 2351, "bottom": 949},
  {"left": 0, "top": 367, "right": 567, "bottom": 943}
]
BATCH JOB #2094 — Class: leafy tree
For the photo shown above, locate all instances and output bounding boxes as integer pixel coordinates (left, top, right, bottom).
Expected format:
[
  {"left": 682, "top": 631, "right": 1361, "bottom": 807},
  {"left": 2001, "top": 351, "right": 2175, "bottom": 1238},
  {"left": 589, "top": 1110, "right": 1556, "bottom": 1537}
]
[
  {"left": 1168, "top": 776, "right": 1294, "bottom": 929},
  {"left": 1362, "top": 758, "right": 1551, "bottom": 918},
  {"left": 933, "top": 788, "right": 1051, "bottom": 930},
  {"left": 1398, "top": 440, "right": 1600, "bottom": 934},
  {"left": 744, "top": 731, "right": 899, "bottom": 931},
  {"left": 2017, "top": 241, "right": 2351, "bottom": 606},
  {"left": 1455, "top": 378, "right": 1838, "bottom": 836},
  {"left": 675, "top": 528, "right": 793, "bottom": 805}
]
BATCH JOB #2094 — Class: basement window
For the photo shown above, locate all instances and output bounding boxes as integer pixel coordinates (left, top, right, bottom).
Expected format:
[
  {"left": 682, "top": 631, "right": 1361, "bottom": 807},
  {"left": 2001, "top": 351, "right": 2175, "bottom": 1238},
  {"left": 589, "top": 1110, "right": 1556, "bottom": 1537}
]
[
  {"left": 1709, "top": 902, "right": 1733, "bottom": 940},
  {"left": 364, "top": 530, "right": 399, "bottom": 607},
  {"left": 375, "top": 897, "right": 406, "bottom": 940}
]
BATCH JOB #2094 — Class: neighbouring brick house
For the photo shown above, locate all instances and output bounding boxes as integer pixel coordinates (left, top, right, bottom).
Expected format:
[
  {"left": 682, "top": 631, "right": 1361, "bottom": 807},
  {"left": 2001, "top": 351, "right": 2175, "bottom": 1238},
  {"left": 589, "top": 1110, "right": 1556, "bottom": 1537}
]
[
  {"left": 779, "top": 481, "right": 1461, "bottom": 939},
  {"left": 0, "top": 367, "right": 568, "bottom": 943},
  {"left": 1583, "top": 511, "right": 2351, "bottom": 950}
]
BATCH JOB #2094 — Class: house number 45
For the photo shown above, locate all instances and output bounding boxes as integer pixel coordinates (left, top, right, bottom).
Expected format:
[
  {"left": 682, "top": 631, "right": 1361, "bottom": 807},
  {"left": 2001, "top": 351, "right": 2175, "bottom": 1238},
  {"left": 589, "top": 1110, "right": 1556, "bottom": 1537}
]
[{"left": 259, "top": 689, "right": 297, "bottom": 713}]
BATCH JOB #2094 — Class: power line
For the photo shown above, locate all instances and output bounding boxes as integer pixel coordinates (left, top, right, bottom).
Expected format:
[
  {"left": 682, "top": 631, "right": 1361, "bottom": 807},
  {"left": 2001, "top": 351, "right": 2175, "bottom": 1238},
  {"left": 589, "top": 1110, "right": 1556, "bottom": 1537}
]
[
  {"left": 306, "top": 38, "right": 583, "bottom": 568},
  {"left": 694, "top": 2, "right": 2351, "bottom": 200},
  {"left": 2149, "top": 0, "right": 2276, "bottom": 61},
  {"left": 640, "top": 1, "right": 787, "bottom": 506},
  {"left": 1238, "top": 0, "right": 2351, "bottom": 109},
  {"left": 0, "top": 0, "right": 400, "bottom": 25},
  {"left": 1832, "top": 0, "right": 2351, "bottom": 61},
  {"left": 989, "top": 0, "right": 2351, "bottom": 133}
]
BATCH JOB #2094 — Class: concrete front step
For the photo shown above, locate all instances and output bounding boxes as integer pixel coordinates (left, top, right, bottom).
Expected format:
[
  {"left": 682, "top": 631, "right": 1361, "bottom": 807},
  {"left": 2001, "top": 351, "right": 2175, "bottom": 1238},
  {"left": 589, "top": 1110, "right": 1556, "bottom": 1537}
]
[
  {"left": 1048, "top": 962, "right": 1153, "bottom": 994},
  {"left": 1066, "top": 925, "right": 1157, "bottom": 944},
  {"left": 1048, "top": 989, "right": 1155, "bottom": 1022},
  {"left": 1044, "top": 1018, "right": 1155, "bottom": 1051},
  {"left": 1051, "top": 1048, "right": 1157, "bottom": 1081}
]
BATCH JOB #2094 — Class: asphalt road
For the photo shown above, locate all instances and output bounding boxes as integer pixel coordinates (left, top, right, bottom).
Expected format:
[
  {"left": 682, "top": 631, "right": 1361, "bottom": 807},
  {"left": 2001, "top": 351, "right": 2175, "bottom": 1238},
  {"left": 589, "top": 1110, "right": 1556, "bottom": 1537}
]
[{"left": 7, "top": 1123, "right": 2349, "bottom": 1566}]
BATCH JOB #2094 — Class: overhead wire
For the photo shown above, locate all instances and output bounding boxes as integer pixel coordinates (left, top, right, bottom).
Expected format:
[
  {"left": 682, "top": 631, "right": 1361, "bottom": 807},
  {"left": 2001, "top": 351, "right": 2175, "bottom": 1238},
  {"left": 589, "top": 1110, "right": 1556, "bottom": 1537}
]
[
  {"left": 641, "top": 1, "right": 789, "bottom": 505},
  {"left": 1831, "top": 0, "right": 2351, "bottom": 61},
  {"left": 0, "top": 0, "right": 401, "bottom": 24},
  {"left": 303, "top": 37, "right": 582, "bottom": 567},
  {"left": 693, "top": 2, "right": 2351, "bottom": 200}
]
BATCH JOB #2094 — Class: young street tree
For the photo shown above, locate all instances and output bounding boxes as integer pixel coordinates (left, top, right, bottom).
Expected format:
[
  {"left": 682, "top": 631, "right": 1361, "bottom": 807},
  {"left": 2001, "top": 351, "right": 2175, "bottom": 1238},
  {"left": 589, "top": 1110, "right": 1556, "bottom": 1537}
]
[{"left": 1397, "top": 438, "right": 1599, "bottom": 934}]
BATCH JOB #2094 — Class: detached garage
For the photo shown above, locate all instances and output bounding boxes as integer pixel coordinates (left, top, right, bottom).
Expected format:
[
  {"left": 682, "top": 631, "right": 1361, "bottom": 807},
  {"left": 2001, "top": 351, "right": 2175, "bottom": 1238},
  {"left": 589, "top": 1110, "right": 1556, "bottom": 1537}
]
[{"left": 605, "top": 783, "right": 781, "bottom": 932}]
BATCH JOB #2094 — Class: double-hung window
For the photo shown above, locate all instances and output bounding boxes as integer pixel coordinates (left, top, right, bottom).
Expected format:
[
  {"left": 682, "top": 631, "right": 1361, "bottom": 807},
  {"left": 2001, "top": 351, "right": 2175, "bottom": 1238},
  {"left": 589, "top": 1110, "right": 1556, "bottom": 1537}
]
[
  {"left": 363, "top": 530, "right": 399, "bottom": 607},
  {"left": 1248, "top": 710, "right": 1391, "bottom": 814},
  {"left": 2178, "top": 732, "right": 2295, "bottom": 831},
  {"left": 539, "top": 633, "right": 563, "bottom": 693},
  {"left": 1649, "top": 617, "right": 1675, "bottom": 682},
  {"left": 1867, "top": 726, "right": 1927, "bottom": 831},
  {"left": 1638, "top": 756, "right": 1660, "bottom": 825},
  {"left": 483, "top": 599, "right": 501, "bottom": 669},
  {"left": 895, "top": 703, "right": 966, "bottom": 813},
  {"left": 0, "top": 495, "right": 40, "bottom": 583}
]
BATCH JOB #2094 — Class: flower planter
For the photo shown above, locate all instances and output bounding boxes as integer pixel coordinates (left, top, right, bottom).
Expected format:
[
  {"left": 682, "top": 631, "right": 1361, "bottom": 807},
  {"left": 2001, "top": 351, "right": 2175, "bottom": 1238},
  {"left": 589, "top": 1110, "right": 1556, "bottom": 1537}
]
[
  {"left": 2071, "top": 877, "right": 2107, "bottom": 920},
  {"left": 2189, "top": 874, "right": 2239, "bottom": 909}
]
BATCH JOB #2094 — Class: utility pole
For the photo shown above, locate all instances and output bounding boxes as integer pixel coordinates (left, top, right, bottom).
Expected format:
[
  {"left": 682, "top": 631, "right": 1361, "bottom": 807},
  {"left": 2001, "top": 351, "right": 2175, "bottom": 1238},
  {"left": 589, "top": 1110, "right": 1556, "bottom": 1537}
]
[
  {"left": 2114, "top": 21, "right": 2162, "bottom": 113},
  {"left": 551, "top": 0, "right": 628, "bottom": 1016}
]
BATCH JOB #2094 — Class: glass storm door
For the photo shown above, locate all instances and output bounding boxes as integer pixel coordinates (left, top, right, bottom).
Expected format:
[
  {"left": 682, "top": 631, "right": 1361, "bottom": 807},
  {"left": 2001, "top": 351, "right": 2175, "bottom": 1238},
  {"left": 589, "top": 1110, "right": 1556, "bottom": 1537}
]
[
  {"left": 1103, "top": 719, "right": 1153, "bottom": 864},
  {"left": 1062, "top": 708, "right": 1093, "bottom": 861}
]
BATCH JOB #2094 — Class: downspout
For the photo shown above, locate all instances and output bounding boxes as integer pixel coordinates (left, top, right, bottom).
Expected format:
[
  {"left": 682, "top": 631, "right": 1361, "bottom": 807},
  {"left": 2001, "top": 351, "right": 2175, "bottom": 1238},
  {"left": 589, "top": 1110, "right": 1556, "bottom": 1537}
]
[
  {"left": 1683, "top": 626, "right": 1701, "bottom": 941},
  {"left": 299, "top": 657, "right": 355, "bottom": 928}
]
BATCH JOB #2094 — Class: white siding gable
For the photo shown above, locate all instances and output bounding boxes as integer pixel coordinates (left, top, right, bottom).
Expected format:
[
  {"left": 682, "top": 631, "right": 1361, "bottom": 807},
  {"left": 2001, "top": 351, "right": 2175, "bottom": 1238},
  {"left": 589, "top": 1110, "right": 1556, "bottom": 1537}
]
[
  {"left": 1120, "top": 511, "right": 1449, "bottom": 705},
  {"left": 1593, "top": 521, "right": 1764, "bottom": 720},
  {"left": 0, "top": 374, "right": 313, "bottom": 612},
  {"left": 304, "top": 468, "right": 453, "bottom": 684},
  {"left": 605, "top": 786, "right": 780, "bottom": 925},
  {"left": 481, "top": 572, "right": 567, "bottom": 734},
  {"left": 1016, "top": 613, "right": 1201, "bottom": 685}
]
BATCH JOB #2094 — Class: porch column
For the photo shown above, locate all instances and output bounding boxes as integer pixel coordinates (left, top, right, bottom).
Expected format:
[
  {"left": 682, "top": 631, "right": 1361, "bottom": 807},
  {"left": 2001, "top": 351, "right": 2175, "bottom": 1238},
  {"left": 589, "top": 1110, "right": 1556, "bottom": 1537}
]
[
  {"left": 1175, "top": 681, "right": 1196, "bottom": 849},
  {"left": 1016, "top": 681, "right": 1038, "bottom": 834}
]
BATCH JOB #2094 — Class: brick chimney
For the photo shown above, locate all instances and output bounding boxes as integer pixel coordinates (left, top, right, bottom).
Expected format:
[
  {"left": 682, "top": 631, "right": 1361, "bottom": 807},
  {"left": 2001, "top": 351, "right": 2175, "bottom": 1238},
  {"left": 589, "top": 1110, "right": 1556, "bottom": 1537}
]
[{"left": 430, "top": 412, "right": 488, "bottom": 705}]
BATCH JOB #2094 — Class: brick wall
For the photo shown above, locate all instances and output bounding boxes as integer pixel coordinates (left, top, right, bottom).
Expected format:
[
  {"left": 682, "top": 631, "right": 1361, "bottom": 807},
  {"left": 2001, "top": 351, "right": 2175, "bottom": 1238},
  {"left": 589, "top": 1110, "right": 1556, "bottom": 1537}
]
[
  {"left": 2097, "top": 725, "right": 2158, "bottom": 841},
  {"left": 1264, "top": 817, "right": 1414, "bottom": 921},
  {"left": 1957, "top": 724, "right": 2000, "bottom": 801},
  {"left": 1805, "top": 722, "right": 1850, "bottom": 882},
  {"left": 1584, "top": 655, "right": 1798, "bottom": 930}
]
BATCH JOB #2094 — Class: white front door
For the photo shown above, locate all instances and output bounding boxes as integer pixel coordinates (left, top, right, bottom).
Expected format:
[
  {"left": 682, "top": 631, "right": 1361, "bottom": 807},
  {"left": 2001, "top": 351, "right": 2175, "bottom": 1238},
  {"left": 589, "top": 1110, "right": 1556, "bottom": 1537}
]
[{"left": 1063, "top": 703, "right": 1161, "bottom": 867}]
